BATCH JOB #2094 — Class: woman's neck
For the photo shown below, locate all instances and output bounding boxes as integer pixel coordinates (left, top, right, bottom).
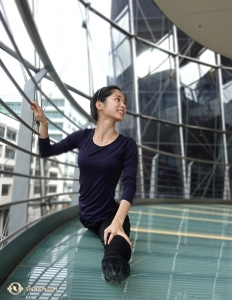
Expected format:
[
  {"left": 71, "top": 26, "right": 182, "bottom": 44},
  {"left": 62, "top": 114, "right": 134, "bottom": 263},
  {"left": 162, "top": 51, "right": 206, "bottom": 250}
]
[{"left": 93, "top": 121, "right": 118, "bottom": 146}]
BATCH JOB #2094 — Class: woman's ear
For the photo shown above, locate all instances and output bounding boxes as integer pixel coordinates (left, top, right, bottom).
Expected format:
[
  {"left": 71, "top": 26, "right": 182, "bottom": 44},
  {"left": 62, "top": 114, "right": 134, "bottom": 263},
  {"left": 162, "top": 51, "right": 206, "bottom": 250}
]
[{"left": 96, "top": 101, "right": 103, "bottom": 111}]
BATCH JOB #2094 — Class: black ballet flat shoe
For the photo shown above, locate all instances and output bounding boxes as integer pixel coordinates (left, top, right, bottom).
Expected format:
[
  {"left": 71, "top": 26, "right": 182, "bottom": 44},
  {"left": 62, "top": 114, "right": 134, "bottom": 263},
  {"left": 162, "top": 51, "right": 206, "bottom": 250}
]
[{"left": 102, "top": 256, "right": 130, "bottom": 284}]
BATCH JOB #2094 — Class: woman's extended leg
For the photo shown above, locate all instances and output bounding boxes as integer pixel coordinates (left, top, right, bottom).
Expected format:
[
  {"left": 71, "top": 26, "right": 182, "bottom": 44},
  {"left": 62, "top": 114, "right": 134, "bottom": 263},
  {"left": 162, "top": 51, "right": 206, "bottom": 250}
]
[{"left": 98, "top": 214, "right": 132, "bottom": 283}]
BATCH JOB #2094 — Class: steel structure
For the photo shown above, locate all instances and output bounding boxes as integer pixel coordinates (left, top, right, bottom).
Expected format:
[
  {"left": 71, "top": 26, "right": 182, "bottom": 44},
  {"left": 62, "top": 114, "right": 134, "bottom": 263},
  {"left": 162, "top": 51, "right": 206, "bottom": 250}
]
[{"left": 0, "top": 0, "right": 232, "bottom": 241}]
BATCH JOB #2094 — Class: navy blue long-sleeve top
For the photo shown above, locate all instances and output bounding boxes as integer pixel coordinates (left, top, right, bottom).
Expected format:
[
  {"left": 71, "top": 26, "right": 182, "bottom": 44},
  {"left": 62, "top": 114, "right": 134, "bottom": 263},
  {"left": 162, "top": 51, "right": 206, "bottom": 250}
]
[{"left": 39, "top": 129, "right": 138, "bottom": 222}]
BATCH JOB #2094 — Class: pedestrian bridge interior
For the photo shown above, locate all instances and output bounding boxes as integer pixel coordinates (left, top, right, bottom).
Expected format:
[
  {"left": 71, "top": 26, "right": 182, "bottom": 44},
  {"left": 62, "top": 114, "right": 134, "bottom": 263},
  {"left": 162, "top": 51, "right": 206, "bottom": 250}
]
[
  {"left": 1, "top": 0, "right": 232, "bottom": 299},
  {"left": 1, "top": 203, "right": 232, "bottom": 299}
]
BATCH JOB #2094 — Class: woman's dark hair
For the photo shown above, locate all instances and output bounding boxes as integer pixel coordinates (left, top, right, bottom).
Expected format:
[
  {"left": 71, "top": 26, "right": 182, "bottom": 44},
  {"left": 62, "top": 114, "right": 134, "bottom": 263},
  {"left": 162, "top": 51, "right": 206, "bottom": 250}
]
[{"left": 90, "top": 85, "right": 123, "bottom": 121}]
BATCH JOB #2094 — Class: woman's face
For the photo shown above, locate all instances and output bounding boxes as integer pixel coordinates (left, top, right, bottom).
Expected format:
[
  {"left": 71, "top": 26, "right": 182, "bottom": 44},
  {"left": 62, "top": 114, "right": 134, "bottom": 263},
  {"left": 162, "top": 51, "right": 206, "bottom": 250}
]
[{"left": 98, "top": 89, "right": 127, "bottom": 122}]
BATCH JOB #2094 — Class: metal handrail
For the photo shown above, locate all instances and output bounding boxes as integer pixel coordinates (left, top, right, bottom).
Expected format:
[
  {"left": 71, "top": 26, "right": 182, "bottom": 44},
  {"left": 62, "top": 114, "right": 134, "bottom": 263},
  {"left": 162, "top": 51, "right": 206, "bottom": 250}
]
[
  {"left": 0, "top": 40, "right": 91, "bottom": 100},
  {"left": 46, "top": 117, "right": 70, "bottom": 136},
  {"left": 78, "top": 0, "right": 223, "bottom": 64},
  {"left": 78, "top": 0, "right": 134, "bottom": 38},
  {"left": 126, "top": 110, "right": 232, "bottom": 134},
  {"left": 0, "top": 170, "right": 79, "bottom": 181},
  {"left": 0, "top": 192, "right": 79, "bottom": 209},
  {"left": 138, "top": 143, "right": 232, "bottom": 167},
  {"left": 0, "top": 204, "right": 74, "bottom": 247},
  {"left": 1, "top": 41, "right": 232, "bottom": 135},
  {"left": 132, "top": 198, "right": 232, "bottom": 205},
  {"left": 0, "top": 57, "right": 81, "bottom": 131},
  {"left": 0, "top": 137, "right": 78, "bottom": 168},
  {"left": 0, "top": 40, "right": 38, "bottom": 72},
  {"left": 0, "top": 12, "right": 83, "bottom": 131},
  {"left": 0, "top": 58, "right": 34, "bottom": 106},
  {"left": 14, "top": 0, "right": 95, "bottom": 124},
  {"left": 0, "top": 98, "right": 39, "bottom": 135}
]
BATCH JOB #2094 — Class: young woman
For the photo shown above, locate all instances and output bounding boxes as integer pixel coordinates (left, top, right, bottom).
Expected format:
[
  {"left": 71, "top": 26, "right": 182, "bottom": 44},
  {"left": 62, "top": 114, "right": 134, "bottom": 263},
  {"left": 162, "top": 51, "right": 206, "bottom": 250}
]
[{"left": 30, "top": 86, "right": 138, "bottom": 284}]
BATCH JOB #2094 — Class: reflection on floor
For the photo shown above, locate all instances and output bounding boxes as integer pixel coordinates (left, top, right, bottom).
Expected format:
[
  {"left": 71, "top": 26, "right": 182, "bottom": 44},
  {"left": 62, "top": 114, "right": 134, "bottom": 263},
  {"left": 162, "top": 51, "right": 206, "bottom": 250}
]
[{"left": 1, "top": 204, "right": 232, "bottom": 299}]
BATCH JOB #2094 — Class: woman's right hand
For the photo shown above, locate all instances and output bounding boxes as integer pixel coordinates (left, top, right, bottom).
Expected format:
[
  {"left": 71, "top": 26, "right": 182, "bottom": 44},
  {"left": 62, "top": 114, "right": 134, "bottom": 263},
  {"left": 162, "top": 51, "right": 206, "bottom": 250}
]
[{"left": 30, "top": 102, "right": 47, "bottom": 124}]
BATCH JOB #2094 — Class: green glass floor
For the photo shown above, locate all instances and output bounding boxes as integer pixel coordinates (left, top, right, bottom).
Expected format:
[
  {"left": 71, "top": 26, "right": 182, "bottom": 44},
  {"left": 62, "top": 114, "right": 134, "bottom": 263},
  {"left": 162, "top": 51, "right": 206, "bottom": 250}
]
[{"left": 1, "top": 204, "right": 232, "bottom": 299}]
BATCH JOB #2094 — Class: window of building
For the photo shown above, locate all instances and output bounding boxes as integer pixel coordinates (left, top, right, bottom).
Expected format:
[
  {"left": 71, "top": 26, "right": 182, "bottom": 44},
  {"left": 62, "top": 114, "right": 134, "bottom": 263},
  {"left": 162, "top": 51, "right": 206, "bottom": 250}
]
[
  {"left": 49, "top": 122, "right": 63, "bottom": 130},
  {"left": 3, "top": 165, "right": 14, "bottom": 177},
  {"left": 0, "top": 102, "right": 21, "bottom": 116},
  {"left": 50, "top": 172, "right": 58, "bottom": 178},
  {"left": 1, "top": 184, "right": 10, "bottom": 196},
  {"left": 7, "top": 129, "right": 17, "bottom": 141},
  {"left": 46, "top": 112, "right": 63, "bottom": 118},
  {"left": 35, "top": 169, "right": 40, "bottom": 176},
  {"left": 34, "top": 186, "right": 40, "bottom": 194},
  {"left": 5, "top": 147, "right": 15, "bottom": 159},
  {"left": 0, "top": 126, "right": 5, "bottom": 138},
  {"left": 50, "top": 134, "right": 62, "bottom": 141},
  {"left": 48, "top": 186, "right": 57, "bottom": 193},
  {"left": 47, "top": 99, "right": 65, "bottom": 107},
  {"left": 50, "top": 161, "right": 58, "bottom": 167}
]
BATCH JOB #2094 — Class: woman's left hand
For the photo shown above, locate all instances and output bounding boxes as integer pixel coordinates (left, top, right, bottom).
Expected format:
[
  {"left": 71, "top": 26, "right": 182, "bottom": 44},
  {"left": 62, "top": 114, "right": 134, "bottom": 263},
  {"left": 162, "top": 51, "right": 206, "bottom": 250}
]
[{"left": 104, "top": 220, "right": 132, "bottom": 247}]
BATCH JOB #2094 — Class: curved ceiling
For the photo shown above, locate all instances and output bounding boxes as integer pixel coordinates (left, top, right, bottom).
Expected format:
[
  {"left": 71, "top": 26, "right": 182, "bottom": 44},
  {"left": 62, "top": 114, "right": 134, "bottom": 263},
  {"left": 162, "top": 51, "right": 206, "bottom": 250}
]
[{"left": 152, "top": 0, "right": 232, "bottom": 59}]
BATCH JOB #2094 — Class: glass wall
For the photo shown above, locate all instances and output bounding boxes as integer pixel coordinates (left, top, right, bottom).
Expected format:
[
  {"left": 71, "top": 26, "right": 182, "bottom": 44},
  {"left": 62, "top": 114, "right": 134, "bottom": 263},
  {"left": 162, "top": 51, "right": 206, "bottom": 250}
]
[
  {"left": 0, "top": 0, "right": 232, "bottom": 218},
  {"left": 109, "top": 0, "right": 232, "bottom": 200}
]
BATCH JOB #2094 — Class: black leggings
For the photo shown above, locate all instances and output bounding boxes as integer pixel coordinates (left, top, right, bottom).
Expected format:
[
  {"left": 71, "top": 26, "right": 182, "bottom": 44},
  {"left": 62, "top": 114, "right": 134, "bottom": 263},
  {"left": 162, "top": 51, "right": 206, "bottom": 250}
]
[{"left": 79, "top": 213, "right": 132, "bottom": 262}]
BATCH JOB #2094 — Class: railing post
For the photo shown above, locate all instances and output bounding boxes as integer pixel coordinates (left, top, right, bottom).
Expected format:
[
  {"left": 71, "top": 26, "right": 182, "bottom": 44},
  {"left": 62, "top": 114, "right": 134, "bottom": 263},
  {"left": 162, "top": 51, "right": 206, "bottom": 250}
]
[
  {"left": 128, "top": 0, "right": 145, "bottom": 198},
  {"left": 186, "top": 161, "right": 193, "bottom": 199},
  {"left": 173, "top": 25, "right": 188, "bottom": 199},
  {"left": 217, "top": 54, "right": 231, "bottom": 200},
  {"left": 149, "top": 154, "right": 159, "bottom": 199}
]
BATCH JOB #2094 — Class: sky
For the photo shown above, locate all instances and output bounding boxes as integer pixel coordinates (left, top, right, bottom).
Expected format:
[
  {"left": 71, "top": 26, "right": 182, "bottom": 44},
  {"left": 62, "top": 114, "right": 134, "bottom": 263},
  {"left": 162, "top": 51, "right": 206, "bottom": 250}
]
[
  {"left": 0, "top": 0, "right": 111, "bottom": 115},
  {"left": 0, "top": 0, "right": 219, "bottom": 114}
]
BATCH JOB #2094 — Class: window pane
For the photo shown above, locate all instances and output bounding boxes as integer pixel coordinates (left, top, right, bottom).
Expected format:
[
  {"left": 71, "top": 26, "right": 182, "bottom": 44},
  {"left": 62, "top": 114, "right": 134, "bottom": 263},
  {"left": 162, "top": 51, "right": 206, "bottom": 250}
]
[
  {"left": 48, "top": 186, "right": 57, "bottom": 193},
  {"left": 1, "top": 184, "right": 10, "bottom": 196},
  {"left": 45, "top": 99, "right": 65, "bottom": 107},
  {"left": 34, "top": 186, "right": 40, "bottom": 194},
  {"left": 0, "top": 126, "right": 5, "bottom": 138},
  {"left": 50, "top": 134, "right": 62, "bottom": 141},
  {"left": 5, "top": 147, "right": 15, "bottom": 159},
  {"left": 3, "top": 165, "right": 14, "bottom": 177},
  {"left": 50, "top": 172, "right": 58, "bottom": 178},
  {"left": 49, "top": 123, "right": 63, "bottom": 130},
  {"left": 7, "top": 128, "right": 17, "bottom": 141}
]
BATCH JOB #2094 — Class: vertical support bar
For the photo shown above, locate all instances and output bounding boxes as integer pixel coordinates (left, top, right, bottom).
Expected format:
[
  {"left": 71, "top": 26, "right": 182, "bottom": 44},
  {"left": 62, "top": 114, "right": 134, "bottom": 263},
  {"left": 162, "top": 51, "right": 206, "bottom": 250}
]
[
  {"left": 173, "top": 25, "right": 188, "bottom": 199},
  {"left": 149, "top": 154, "right": 159, "bottom": 199},
  {"left": 8, "top": 99, "right": 33, "bottom": 234},
  {"left": 128, "top": 0, "right": 145, "bottom": 198},
  {"left": 0, "top": 164, "right": 3, "bottom": 203},
  {"left": 33, "top": 0, "right": 45, "bottom": 208},
  {"left": 8, "top": 68, "right": 49, "bottom": 234},
  {"left": 84, "top": 5, "right": 93, "bottom": 95},
  {"left": 217, "top": 54, "right": 231, "bottom": 200},
  {"left": 0, "top": 210, "right": 3, "bottom": 238},
  {"left": 186, "top": 161, "right": 193, "bottom": 199},
  {"left": 71, "top": 155, "right": 79, "bottom": 206}
]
